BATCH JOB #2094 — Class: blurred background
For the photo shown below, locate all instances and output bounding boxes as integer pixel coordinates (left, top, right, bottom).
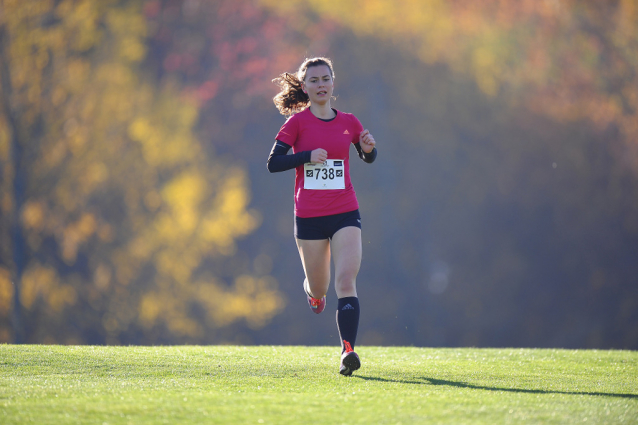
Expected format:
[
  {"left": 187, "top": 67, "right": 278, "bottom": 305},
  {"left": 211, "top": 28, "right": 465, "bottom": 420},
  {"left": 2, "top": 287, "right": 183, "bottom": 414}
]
[{"left": 1, "top": 0, "right": 637, "bottom": 349}]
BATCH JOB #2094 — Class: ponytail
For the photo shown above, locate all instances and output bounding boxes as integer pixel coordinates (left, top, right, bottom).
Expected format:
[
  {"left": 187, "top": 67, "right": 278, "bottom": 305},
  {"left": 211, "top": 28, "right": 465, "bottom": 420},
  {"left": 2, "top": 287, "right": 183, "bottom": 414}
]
[
  {"left": 272, "top": 57, "right": 335, "bottom": 116},
  {"left": 272, "top": 72, "right": 310, "bottom": 116}
]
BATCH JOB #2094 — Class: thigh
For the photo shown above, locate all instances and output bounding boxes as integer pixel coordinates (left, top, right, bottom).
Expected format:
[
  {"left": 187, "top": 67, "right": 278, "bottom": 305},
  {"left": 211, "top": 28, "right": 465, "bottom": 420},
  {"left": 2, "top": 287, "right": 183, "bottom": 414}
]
[
  {"left": 331, "top": 226, "right": 362, "bottom": 297},
  {"left": 296, "top": 237, "right": 331, "bottom": 296}
]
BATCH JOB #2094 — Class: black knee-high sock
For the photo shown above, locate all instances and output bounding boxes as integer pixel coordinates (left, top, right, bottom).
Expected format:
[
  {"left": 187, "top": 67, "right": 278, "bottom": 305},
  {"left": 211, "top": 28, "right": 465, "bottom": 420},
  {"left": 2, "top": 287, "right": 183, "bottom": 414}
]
[{"left": 336, "top": 297, "right": 360, "bottom": 353}]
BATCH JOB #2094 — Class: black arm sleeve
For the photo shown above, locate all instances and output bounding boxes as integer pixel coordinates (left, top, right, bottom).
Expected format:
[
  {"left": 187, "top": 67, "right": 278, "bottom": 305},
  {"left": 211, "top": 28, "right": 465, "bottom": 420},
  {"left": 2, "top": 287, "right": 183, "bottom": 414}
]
[
  {"left": 267, "top": 140, "right": 312, "bottom": 173},
  {"left": 354, "top": 142, "right": 377, "bottom": 164}
]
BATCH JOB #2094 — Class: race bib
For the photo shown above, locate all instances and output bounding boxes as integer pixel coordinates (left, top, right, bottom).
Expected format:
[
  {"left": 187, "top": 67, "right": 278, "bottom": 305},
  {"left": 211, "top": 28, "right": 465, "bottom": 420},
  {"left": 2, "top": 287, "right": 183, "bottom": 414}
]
[{"left": 303, "top": 159, "right": 345, "bottom": 190}]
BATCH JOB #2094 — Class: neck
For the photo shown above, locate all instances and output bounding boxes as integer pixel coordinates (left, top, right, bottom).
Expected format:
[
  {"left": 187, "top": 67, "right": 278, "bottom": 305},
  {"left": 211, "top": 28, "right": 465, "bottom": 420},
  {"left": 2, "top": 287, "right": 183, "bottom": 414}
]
[{"left": 309, "top": 102, "right": 335, "bottom": 120}]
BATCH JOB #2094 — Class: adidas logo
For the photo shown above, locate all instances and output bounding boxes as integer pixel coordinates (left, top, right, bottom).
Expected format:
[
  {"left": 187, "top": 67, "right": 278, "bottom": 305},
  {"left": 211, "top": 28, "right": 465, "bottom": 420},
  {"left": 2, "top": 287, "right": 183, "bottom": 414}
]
[
  {"left": 342, "top": 304, "right": 354, "bottom": 310},
  {"left": 343, "top": 129, "right": 350, "bottom": 135}
]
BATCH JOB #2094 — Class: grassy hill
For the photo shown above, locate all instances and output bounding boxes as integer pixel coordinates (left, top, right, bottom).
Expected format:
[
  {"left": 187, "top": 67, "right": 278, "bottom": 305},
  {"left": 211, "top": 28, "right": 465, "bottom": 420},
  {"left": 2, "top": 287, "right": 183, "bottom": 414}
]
[{"left": 1, "top": 345, "right": 636, "bottom": 424}]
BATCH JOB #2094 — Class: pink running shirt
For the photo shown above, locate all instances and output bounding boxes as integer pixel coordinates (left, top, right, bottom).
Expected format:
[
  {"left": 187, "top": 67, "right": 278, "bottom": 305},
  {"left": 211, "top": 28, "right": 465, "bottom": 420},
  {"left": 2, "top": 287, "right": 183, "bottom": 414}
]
[{"left": 275, "top": 108, "right": 364, "bottom": 218}]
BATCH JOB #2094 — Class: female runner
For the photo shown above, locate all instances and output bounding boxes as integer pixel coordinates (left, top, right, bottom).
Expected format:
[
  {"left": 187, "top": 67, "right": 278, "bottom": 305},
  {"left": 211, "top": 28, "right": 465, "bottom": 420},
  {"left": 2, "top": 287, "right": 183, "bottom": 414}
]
[{"left": 267, "top": 57, "right": 377, "bottom": 376}]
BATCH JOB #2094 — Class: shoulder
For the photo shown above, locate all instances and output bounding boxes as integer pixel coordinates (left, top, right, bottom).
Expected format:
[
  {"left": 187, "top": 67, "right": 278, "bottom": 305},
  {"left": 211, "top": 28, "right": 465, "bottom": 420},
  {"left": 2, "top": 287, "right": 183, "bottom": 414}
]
[
  {"left": 281, "top": 108, "right": 312, "bottom": 128},
  {"left": 336, "top": 109, "right": 358, "bottom": 121},
  {"left": 279, "top": 109, "right": 306, "bottom": 129},
  {"left": 336, "top": 110, "right": 363, "bottom": 128},
  {"left": 290, "top": 108, "right": 312, "bottom": 121}
]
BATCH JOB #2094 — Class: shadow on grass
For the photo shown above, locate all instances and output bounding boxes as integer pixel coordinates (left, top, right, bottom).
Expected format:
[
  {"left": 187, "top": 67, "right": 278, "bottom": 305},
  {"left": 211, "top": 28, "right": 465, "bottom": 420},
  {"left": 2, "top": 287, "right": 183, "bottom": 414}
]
[{"left": 352, "top": 376, "right": 638, "bottom": 399}]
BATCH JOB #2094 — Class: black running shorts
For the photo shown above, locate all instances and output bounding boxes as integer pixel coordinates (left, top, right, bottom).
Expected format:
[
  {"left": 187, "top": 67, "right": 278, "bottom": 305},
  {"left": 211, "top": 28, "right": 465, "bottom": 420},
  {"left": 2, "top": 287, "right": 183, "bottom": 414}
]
[{"left": 295, "top": 209, "right": 361, "bottom": 240}]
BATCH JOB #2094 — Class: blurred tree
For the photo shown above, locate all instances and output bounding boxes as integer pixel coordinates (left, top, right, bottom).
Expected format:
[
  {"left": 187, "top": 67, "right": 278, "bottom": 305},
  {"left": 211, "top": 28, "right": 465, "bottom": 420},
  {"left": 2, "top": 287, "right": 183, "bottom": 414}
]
[
  {"left": 0, "top": 0, "right": 283, "bottom": 344},
  {"left": 140, "top": 0, "right": 336, "bottom": 162},
  {"left": 260, "top": 0, "right": 638, "bottom": 166},
  {"left": 0, "top": 16, "right": 25, "bottom": 343},
  {"left": 127, "top": 0, "right": 337, "bottom": 344},
  {"left": 245, "top": 1, "right": 638, "bottom": 349},
  {"left": 327, "top": 26, "right": 638, "bottom": 349},
  {"left": 1, "top": 0, "right": 636, "bottom": 350}
]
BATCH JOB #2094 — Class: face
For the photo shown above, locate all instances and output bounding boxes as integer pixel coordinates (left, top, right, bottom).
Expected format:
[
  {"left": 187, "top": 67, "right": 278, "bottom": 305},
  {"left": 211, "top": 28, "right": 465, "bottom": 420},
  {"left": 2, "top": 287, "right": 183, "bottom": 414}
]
[{"left": 302, "top": 65, "right": 334, "bottom": 105}]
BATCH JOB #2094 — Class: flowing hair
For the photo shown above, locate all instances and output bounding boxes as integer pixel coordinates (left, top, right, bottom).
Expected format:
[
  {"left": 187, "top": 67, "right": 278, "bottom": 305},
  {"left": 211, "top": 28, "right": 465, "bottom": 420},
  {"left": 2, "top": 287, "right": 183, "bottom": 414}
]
[{"left": 272, "top": 57, "right": 335, "bottom": 116}]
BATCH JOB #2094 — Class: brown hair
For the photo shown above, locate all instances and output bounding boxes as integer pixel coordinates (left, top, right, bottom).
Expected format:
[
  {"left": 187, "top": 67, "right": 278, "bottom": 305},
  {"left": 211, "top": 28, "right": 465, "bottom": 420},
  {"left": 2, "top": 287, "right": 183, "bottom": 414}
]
[{"left": 272, "top": 57, "right": 335, "bottom": 116}]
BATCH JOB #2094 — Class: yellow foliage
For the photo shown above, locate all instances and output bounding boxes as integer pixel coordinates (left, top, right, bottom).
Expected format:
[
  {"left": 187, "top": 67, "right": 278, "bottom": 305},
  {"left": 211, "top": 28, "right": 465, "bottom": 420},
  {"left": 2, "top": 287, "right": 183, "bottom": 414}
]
[
  {"left": 201, "top": 168, "right": 261, "bottom": 249},
  {"left": 106, "top": 5, "right": 147, "bottom": 37},
  {"left": 21, "top": 200, "right": 45, "bottom": 230},
  {"left": 127, "top": 91, "right": 200, "bottom": 167},
  {"left": 119, "top": 36, "right": 146, "bottom": 62},
  {"left": 66, "top": 59, "right": 92, "bottom": 90},
  {"left": 0, "top": 267, "right": 12, "bottom": 312},
  {"left": 21, "top": 263, "right": 76, "bottom": 312},
  {"left": 161, "top": 171, "right": 206, "bottom": 234},
  {"left": 165, "top": 314, "right": 201, "bottom": 337},
  {"left": 85, "top": 162, "right": 109, "bottom": 187},
  {"left": 93, "top": 263, "right": 111, "bottom": 290},
  {"left": 20, "top": 266, "right": 59, "bottom": 308},
  {"left": 155, "top": 249, "right": 194, "bottom": 283},
  {"left": 139, "top": 292, "right": 162, "bottom": 326},
  {"left": 196, "top": 276, "right": 285, "bottom": 329},
  {"left": 0, "top": 117, "right": 8, "bottom": 162},
  {"left": 136, "top": 273, "right": 284, "bottom": 333},
  {"left": 60, "top": 213, "right": 96, "bottom": 263},
  {"left": 472, "top": 46, "right": 499, "bottom": 97},
  {"left": 1, "top": 0, "right": 284, "bottom": 342},
  {"left": 49, "top": 284, "right": 78, "bottom": 312}
]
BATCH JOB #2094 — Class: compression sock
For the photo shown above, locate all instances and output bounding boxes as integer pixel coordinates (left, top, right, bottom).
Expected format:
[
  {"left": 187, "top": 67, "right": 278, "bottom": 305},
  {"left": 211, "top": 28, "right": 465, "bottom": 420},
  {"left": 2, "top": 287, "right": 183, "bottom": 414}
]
[{"left": 336, "top": 296, "right": 360, "bottom": 353}]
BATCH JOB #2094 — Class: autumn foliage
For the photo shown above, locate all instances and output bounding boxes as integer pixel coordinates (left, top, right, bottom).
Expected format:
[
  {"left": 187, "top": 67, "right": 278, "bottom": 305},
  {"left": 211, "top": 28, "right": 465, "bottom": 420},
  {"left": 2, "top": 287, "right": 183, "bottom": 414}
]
[
  {"left": 0, "top": 0, "right": 285, "bottom": 344},
  {"left": 260, "top": 0, "right": 638, "bottom": 160},
  {"left": 1, "top": 0, "right": 637, "bottom": 348}
]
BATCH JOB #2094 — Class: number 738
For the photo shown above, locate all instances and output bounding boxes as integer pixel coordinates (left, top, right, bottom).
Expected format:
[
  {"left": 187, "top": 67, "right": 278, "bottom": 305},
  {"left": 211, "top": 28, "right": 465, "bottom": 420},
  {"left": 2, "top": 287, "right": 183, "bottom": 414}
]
[{"left": 314, "top": 168, "right": 336, "bottom": 180}]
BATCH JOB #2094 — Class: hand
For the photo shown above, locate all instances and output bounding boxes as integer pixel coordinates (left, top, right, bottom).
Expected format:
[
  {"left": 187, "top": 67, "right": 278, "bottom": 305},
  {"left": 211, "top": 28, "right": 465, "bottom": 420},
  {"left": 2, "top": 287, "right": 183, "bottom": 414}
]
[
  {"left": 310, "top": 148, "right": 328, "bottom": 163},
  {"left": 359, "top": 129, "right": 376, "bottom": 153}
]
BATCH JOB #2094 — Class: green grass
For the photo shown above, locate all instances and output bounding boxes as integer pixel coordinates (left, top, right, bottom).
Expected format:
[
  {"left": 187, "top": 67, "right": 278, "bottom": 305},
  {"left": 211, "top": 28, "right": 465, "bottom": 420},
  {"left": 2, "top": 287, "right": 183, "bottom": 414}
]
[{"left": 0, "top": 345, "right": 636, "bottom": 424}]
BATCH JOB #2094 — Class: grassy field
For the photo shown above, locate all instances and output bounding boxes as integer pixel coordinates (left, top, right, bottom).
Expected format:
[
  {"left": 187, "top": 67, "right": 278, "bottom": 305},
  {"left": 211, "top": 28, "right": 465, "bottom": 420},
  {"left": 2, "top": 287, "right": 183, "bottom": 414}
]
[{"left": 0, "top": 345, "right": 636, "bottom": 424}]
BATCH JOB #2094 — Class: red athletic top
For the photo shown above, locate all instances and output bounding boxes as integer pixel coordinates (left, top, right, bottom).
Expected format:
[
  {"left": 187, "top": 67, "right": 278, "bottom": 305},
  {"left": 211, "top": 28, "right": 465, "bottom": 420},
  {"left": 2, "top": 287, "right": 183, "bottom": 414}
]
[{"left": 275, "top": 108, "right": 364, "bottom": 218}]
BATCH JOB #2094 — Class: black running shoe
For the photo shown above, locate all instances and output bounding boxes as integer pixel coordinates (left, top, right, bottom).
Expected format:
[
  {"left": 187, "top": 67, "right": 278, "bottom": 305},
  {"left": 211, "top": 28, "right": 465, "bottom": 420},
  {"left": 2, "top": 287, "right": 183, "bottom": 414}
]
[{"left": 339, "top": 341, "right": 360, "bottom": 376}]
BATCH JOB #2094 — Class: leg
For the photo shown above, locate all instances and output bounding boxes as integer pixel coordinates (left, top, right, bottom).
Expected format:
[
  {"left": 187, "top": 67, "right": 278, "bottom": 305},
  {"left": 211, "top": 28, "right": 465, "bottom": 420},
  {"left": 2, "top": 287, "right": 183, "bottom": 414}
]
[
  {"left": 331, "top": 226, "right": 362, "bottom": 298},
  {"left": 331, "top": 226, "right": 363, "bottom": 376},
  {"left": 295, "top": 238, "right": 331, "bottom": 299}
]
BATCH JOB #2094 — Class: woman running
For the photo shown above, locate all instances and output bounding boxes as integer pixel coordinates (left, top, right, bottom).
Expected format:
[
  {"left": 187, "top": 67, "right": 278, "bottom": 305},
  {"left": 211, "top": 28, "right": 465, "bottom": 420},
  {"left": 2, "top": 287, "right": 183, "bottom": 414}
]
[{"left": 267, "top": 57, "right": 377, "bottom": 376}]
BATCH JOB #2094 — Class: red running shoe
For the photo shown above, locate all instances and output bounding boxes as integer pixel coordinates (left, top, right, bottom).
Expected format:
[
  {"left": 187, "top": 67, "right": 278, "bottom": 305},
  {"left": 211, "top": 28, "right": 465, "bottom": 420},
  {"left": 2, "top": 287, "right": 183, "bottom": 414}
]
[
  {"left": 339, "top": 340, "right": 360, "bottom": 376},
  {"left": 306, "top": 292, "right": 326, "bottom": 314},
  {"left": 304, "top": 280, "right": 326, "bottom": 314}
]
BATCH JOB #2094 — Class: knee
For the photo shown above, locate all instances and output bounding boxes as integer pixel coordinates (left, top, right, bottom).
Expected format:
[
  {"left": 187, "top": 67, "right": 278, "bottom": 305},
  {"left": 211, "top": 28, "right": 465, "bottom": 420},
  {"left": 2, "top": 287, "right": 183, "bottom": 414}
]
[
  {"left": 334, "top": 271, "right": 357, "bottom": 293},
  {"left": 335, "top": 276, "right": 357, "bottom": 298}
]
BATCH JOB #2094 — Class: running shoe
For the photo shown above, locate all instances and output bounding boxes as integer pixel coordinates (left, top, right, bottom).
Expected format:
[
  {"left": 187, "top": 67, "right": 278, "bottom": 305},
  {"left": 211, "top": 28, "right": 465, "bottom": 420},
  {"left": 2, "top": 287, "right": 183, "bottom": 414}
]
[
  {"left": 339, "top": 340, "right": 360, "bottom": 376},
  {"left": 304, "top": 280, "right": 326, "bottom": 314},
  {"left": 306, "top": 292, "right": 326, "bottom": 314}
]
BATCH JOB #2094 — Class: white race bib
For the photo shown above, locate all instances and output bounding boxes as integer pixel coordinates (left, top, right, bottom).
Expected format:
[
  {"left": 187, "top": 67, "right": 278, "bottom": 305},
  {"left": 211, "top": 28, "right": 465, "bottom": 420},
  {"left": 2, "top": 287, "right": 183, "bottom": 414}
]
[{"left": 303, "top": 159, "right": 345, "bottom": 190}]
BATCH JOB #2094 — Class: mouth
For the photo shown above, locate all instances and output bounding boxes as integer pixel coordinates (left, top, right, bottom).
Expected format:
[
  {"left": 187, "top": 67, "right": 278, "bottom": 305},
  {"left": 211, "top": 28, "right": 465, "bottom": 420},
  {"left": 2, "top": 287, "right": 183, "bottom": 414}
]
[{"left": 317, "top": 90, "right": 327, "bottom": 96}]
